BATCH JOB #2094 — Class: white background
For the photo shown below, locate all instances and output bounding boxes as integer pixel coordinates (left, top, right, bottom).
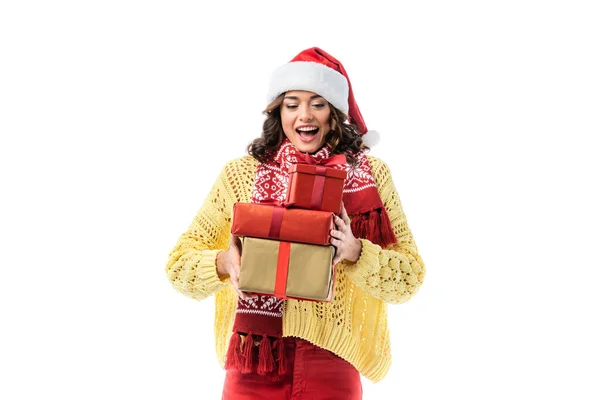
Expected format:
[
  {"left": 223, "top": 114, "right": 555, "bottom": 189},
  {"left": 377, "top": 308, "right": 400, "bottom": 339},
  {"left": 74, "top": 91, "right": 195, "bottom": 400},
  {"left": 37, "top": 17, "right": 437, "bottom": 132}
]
[{"left": 1, "top": 0, "right": 599, "bottom": 399}]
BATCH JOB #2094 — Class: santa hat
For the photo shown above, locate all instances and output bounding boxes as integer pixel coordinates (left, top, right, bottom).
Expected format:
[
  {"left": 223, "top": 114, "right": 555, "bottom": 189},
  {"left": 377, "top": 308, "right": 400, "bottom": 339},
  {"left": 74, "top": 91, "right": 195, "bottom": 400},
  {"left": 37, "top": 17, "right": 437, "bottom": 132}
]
[{"left": 267, "top": 47, "right": 379, "bottom": 147}]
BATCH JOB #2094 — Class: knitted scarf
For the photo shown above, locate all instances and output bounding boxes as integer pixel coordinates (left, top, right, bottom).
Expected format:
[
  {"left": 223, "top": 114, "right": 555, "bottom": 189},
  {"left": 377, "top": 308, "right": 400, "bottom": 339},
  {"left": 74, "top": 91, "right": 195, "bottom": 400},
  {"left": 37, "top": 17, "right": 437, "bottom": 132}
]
[{"left": 224, "top": 139, "right": 397, "bottom": 376}]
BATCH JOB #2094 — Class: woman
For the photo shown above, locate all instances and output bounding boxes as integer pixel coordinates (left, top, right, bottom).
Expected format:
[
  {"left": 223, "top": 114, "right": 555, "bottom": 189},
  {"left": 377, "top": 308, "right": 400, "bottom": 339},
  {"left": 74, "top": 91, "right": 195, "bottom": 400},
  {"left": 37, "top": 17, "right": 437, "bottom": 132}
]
[{"left": 166, "top": 47, "right": 426, "bottom": 399}]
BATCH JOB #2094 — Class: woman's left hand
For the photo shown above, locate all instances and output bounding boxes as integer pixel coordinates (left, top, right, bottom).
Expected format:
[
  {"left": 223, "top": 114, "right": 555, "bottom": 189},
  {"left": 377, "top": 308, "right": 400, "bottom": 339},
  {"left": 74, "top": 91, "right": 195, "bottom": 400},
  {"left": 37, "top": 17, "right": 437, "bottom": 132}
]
[{"left": 330, "top": 202, "right": 362, "bottom": 265}]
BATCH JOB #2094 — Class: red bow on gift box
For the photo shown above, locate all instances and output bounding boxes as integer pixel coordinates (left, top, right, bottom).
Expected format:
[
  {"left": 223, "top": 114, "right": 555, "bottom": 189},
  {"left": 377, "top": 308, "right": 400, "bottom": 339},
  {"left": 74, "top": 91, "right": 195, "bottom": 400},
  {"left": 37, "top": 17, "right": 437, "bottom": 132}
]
[{"left": 297, "top": 153, "right": 347, "bottom": 167}]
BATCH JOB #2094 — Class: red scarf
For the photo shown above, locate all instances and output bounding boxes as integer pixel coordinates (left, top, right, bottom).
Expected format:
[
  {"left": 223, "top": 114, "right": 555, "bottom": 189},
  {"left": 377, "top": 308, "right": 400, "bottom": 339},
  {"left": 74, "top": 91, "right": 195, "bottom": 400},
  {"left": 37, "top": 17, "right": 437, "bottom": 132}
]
[{"left": 225, "top": 139, "right": 397, "bottom": 376}]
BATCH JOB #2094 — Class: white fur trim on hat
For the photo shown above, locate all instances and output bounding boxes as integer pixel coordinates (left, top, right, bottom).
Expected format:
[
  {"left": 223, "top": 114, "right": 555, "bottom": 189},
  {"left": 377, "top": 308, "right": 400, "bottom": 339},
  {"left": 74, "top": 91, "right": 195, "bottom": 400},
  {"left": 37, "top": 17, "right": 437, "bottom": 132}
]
[
  {"left": 362, "top": 129, "right": 380, "bottom": 148},
  {"left": 267, "top": 61, "right": 349, "bottom": 113}
]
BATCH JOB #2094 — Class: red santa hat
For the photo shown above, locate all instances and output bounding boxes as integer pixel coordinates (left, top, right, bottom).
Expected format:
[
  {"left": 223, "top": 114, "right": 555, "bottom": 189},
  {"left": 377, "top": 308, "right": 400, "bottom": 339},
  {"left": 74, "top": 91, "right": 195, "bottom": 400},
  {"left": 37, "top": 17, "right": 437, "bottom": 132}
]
[{"left": 267, "top": 47, "right": 379, "bottom": 147}]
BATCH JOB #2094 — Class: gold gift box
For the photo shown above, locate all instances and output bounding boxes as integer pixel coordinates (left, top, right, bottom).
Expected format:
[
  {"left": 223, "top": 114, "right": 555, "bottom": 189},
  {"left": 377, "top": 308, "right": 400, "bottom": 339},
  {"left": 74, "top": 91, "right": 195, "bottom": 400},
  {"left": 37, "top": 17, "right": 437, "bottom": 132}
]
[{"left": 239, "top": 237, "right": 336, "bottom": 302}]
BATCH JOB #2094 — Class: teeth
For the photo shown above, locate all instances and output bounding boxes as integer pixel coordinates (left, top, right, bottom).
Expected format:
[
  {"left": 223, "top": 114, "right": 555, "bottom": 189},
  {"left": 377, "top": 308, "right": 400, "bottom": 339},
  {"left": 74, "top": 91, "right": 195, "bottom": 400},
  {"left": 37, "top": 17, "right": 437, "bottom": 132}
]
[{"left": 297, "top": 126, "right": 318, "bottom": 131}]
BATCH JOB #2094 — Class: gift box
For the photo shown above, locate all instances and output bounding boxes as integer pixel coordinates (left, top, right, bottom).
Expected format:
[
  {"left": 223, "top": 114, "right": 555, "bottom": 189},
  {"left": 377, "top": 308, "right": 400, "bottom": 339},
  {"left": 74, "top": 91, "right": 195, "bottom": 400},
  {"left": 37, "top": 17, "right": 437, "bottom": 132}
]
[
  {"left": 238, "top": 237, "right": 336, "bottom": 301},
  {"left": 231, "top": 202, "right": 334, "bottom": 246},
  {"left": 285, "top": 163, "right": 347, "bottom": 213}
]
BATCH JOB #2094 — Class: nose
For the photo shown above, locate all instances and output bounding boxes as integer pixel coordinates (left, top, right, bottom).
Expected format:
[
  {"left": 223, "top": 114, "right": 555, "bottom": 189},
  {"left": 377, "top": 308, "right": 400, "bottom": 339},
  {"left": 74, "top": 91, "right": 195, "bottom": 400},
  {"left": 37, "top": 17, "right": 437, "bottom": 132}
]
[{"left": 299, "top": 104, "right": 314, "bottom": 122}]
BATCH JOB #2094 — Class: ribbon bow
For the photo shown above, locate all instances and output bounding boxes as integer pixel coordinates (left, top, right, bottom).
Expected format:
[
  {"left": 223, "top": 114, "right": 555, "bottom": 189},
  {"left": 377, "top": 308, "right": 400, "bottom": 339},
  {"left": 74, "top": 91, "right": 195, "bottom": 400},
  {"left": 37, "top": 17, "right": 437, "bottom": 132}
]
[
  {"left": 261, "top": 199, "right": 292, "bottom": 208},
  {"left": 297, "top": 152, "right": 347, "bottom": 167}
]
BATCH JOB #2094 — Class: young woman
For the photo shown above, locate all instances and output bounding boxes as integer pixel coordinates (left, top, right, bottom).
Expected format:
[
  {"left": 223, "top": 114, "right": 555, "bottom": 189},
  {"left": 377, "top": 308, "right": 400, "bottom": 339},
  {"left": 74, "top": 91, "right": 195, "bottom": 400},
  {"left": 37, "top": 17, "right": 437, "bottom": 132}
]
[{"left": 166, "top": 47, "right": 426, "bottom": 399}]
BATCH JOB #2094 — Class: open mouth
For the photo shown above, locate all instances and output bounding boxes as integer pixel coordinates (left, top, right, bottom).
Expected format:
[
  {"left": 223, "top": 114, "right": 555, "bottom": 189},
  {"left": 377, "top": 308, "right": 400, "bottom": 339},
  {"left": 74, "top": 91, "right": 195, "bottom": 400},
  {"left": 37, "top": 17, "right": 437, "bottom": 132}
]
[{"left": 296, "top": 126, "right": 319, "bottom": 141}]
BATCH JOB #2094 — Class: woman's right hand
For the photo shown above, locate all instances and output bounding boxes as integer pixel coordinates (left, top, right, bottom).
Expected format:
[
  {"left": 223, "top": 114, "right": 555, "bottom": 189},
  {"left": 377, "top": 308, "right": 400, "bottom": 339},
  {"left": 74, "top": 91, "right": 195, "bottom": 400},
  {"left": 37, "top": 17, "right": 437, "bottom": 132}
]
[{"left": 216, "top": 234, "right": 257, "bottom": 300}]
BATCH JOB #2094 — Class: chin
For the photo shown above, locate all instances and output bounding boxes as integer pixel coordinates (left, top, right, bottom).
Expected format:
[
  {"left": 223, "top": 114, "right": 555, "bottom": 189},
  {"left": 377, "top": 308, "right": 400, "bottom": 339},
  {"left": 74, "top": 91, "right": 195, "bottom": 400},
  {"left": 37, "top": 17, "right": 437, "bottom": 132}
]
[
  {"left": 295, "top": 143, "right": 320, "bottom": 153},
  {"left": 290, "top": 136, "right": 326, "bottom": 154}
]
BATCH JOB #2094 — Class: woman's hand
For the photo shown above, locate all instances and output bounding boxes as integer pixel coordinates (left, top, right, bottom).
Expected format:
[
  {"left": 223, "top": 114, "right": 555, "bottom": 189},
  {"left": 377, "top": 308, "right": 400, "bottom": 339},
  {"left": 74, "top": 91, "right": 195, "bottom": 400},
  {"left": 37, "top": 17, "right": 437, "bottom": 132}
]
[
  {"left": 216, "top": 234, "right": 257, "bottom": 300},
  {"left": 330, "top": 203, "right": 363, "bottom": 265}
]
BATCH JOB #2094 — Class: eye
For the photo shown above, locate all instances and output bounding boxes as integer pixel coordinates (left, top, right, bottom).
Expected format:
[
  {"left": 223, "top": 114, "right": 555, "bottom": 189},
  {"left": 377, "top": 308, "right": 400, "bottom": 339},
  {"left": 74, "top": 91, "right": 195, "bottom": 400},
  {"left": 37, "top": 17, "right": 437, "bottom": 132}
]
[
  {"left": 285, "top": 104, "right": 298, "bottom": 109},
  {"left": 312, "top": 103, "right": 326, "bottom": 109}
]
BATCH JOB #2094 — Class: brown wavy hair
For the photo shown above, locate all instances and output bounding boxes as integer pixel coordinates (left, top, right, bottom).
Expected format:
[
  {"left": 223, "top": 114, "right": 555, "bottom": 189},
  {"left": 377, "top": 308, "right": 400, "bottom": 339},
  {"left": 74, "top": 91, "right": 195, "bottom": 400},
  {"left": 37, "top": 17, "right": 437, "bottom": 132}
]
[{"left": 247, "top": 94, "right": 369, "bottom": 165}]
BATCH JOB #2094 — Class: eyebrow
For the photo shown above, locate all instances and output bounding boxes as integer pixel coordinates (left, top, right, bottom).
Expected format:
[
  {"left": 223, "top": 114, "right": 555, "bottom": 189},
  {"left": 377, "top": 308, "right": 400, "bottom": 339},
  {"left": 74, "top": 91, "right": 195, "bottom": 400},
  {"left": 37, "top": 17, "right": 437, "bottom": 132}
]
[{"left": 283, "top": 95, "right": 324, "bottom": 101}]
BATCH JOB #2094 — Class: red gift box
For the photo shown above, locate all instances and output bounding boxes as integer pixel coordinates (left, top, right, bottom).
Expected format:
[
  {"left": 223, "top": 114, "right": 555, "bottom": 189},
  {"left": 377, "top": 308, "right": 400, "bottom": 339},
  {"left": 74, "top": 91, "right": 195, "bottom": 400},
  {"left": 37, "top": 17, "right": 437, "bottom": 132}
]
[
  {"left": 231, "top": 202, "right": 334, "bottom": 245},
  {"left": 285, "top": 163, "right": 347, "bottom": 213}
]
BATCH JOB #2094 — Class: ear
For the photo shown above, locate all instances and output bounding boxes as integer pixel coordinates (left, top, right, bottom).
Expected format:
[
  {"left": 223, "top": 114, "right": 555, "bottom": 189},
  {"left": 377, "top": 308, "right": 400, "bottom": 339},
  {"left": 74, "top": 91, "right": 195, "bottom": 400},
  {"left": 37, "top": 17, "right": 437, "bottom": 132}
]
[{"left": 361, "top": 130, "right": 380, "bottom": 148}]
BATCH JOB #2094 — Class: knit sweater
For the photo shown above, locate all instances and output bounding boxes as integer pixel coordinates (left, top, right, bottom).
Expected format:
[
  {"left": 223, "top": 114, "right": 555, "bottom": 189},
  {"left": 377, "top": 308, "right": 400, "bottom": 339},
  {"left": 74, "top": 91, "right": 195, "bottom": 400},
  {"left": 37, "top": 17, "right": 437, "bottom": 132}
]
[{"left": 165, "top": 155, "right": 425, "bottom": 382}]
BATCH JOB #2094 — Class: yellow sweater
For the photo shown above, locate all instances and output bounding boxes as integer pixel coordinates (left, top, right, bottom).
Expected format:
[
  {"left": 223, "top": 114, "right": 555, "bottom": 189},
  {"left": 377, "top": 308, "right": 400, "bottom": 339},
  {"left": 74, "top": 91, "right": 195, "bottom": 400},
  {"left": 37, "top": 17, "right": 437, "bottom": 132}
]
[{"left": 165, "top": 155, "right": 425, "bottom": 382}]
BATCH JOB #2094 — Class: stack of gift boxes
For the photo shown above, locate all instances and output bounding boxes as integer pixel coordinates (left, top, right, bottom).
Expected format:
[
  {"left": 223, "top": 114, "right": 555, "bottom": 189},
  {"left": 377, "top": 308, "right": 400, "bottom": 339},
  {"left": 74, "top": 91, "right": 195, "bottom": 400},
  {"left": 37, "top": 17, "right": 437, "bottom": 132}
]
[{"left": 231, "top": 161, "right": 347, "bottom": 302}]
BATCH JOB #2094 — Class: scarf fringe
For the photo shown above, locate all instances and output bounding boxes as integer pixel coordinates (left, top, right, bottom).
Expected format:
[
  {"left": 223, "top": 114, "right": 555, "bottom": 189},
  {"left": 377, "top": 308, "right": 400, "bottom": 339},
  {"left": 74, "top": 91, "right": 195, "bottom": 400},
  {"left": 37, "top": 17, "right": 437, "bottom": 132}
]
[
  {"left": 275, "top": 337, "right": 287, "bottom": 376},
  {"left": 225, "top": 333, "right": 287, "bottom": 377},
  {"left": 241, "top": 331, "right": 254, "bottom": 373},
  {"left": 257, "top": 334, "right": 275, "bottom": 375},
  {"left": 351, "top": 207, "right": 397, "bottom": 249},
  {"left": 224, "top": 332, "right": 242, "bottom": 370}
]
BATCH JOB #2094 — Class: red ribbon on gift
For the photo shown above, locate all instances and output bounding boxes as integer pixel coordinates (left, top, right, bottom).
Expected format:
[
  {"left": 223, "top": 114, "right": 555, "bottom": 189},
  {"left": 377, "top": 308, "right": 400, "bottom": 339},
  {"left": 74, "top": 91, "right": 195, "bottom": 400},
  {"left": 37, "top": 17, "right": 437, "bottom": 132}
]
[
  {"left": 260, "top": 200, "right": 291, "bottom": 239},
  {"left": 274, "top": 241, "right": 291, "bottom": 298},
  {"left": 294, "top": 153, "right": 347, "bottom": 211},
  {"left": 269, "top": 207, "right": 284, "bottom": 239}
]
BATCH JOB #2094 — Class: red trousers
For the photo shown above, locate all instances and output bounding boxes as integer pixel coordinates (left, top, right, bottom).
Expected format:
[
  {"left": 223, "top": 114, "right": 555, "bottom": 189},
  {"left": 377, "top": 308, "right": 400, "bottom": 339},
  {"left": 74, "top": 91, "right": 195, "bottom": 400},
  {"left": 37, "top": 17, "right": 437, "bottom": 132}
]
[{"left": 222, "top": 337, "right": 362, "bottom": 400}]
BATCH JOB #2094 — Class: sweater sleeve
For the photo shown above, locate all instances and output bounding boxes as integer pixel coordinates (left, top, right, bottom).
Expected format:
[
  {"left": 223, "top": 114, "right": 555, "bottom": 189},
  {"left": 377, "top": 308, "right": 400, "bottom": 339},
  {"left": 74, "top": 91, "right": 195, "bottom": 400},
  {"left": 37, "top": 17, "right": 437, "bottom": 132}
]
[
  {"left": 165, "top": 161, "right": 239, "bottom": 301},
  {"left": 343, "top": 157, "right": 426, "bottom": 304}
]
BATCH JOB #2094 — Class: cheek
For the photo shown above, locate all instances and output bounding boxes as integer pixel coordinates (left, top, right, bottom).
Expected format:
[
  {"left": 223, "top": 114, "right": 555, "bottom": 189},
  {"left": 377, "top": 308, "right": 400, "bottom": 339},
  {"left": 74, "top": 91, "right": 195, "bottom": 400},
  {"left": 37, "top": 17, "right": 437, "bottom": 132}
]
[
  {"left": 280, "top": 112, "right": 295, "bottom": 130},
  {"left": 319, "top": 113, "right": 331, "bottom": 133}
]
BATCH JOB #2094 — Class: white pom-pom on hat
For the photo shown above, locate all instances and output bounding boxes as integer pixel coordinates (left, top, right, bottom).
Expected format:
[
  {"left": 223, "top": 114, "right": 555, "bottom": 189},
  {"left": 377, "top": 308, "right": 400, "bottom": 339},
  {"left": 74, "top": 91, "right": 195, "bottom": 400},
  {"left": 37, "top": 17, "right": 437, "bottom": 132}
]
[{"left": 362, "top": 129, "right": 380, "bottom": 148}]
